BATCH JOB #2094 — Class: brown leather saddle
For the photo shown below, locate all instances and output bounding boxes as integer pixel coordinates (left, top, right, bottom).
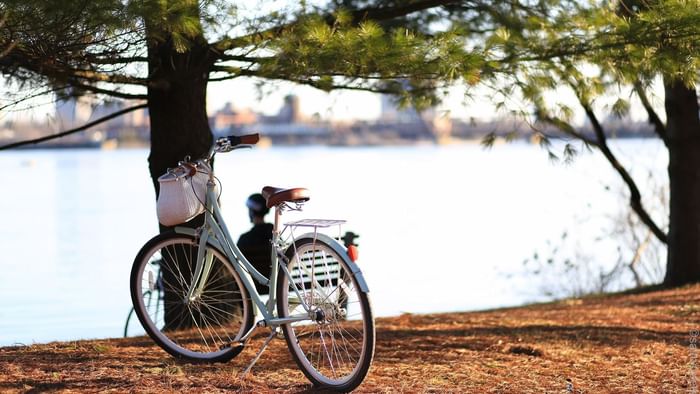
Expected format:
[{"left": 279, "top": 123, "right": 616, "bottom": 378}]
[{"left": 261, "top": 186, "right": 310, "bottom": 208}]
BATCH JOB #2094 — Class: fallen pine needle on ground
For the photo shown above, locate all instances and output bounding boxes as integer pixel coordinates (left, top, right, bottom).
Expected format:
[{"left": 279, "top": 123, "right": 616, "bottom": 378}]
[{"left": 1, "top": 284, "right": 698, "bottom": 393}]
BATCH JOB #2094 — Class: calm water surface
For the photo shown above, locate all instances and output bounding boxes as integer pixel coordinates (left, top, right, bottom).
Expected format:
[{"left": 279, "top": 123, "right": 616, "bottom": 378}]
[{"left": 0, "top": 141, "right": 667, "bottom": 345}]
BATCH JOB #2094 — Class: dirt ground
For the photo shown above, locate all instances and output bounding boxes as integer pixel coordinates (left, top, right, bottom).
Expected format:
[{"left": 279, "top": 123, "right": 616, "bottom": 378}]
[{"left": 1, "top": 284, "right": 698, "bottom": 393}]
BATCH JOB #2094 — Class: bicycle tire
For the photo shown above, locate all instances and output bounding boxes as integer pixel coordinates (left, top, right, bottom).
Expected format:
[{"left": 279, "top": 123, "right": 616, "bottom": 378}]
[
  {"left": 276, "top": 235, "right": 375, "bottom": 392},
  {"left": 123, "top": 306, "right": 138, "bottom": 337},
  {"left": 130, "top": 231, "right": 254, "bottom": 362}
]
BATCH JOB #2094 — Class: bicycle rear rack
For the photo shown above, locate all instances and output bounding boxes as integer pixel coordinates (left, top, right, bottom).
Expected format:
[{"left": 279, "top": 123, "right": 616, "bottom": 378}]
[
  {"left": 281, "top": 218, "right": 347, "bottom": 244},
  {"left": 283, "top": 218, "right": 346, "bottom": 228}
]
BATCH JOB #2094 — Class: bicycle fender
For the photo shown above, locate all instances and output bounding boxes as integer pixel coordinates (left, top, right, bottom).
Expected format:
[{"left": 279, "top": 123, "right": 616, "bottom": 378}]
[
  {"left": 173, "top": 226, "right": 196, "bottom": 237},
  {"left": 295, "top": 232, "right": 370, "bottom": 293}
]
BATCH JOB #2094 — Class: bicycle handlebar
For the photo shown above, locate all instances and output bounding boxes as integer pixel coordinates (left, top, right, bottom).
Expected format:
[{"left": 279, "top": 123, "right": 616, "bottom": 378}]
[
  {"left": 227, "top": 133, "right": 260, "bottom": 146},
  {"left": 209, "top": 133, "right": 260, "bottom": 158}
]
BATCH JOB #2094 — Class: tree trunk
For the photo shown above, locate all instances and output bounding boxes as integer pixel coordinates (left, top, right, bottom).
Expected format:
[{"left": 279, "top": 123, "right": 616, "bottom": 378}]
[
  {"left": 145, "top": 29, "right": 217, "bottom": 328},
  {"left": 663, "top": 79, "right": 700, "bottom": 286},
  {"left": 146, "top": 34, "right": 213, "bottom": 233}
]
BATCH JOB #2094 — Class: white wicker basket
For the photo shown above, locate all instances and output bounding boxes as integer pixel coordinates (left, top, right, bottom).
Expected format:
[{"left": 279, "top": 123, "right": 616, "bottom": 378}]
[{"left": 156, "top": 160, "right": 215, "bottom": 226}]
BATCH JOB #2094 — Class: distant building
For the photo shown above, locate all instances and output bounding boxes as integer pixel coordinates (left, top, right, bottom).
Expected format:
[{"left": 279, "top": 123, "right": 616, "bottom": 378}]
[
  {"left": 277, "top": 95, "right": 302, "bottom": 123},
  {"left": 209, "top": 102, "right": 257, "bottom": 135},
  {"left": 123, "top": 106, "right": 150, "bottom": 128},
  {"left": 209, "top": 95, "right": 329, "bottom": 143},
  {"left": 260, "top": 95, "right": 303, "bottom": 124},
  {"left": 53, "top": 96, "right": 150, "bottom": 146},
  {"left": 379, "top": 94, "right": 422, "bottom": 124},
  {"left": 378, "top": 93, "right": 452, "bottom": 140},
  {"left": 55, "top": 97, "right": 93, "bottom": 129},
  {"left": 55, "top": 96, "right": 149, "bottom": 129}
]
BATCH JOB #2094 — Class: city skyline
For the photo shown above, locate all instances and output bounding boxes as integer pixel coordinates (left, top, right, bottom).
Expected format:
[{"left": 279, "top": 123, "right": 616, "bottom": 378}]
[{"left": 1, "top": 73, "right": 662, "bottom": 133}]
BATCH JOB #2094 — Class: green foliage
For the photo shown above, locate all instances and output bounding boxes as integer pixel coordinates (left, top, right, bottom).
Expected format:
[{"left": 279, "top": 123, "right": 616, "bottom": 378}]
[
  {"left": 441, "top": 0, "right": 700, "bottom": 162},
  {"left": 610, "top": 98, "right": 630, "bottom": 119},
  {"left": 129, "top": 0, "right": 220, "bottom": 51},
  {"left": 1, "top": 0, "right": 492, "bottom": 111},
  {"left": 212, "top": 8, "right": 487, "bottom": 109},
  {"left": 5, "top": 0, "right": 700, "bottom": 118},
  {"left": 453, "top": 0, "right": 700, "bottom": 101},
  {"left": 0, "top": 0, "right": 138, "bottom": 96}
]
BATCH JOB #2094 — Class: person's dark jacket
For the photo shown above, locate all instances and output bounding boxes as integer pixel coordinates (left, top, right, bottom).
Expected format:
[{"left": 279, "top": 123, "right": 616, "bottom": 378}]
[{"left": 237, "top": 223, "right": 273, "bottom": 294}]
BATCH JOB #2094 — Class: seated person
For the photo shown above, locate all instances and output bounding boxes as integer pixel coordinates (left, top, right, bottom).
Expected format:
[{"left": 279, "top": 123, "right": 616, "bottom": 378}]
[{"left": 237, "top": 193, "right": 273, "bottom": 295}]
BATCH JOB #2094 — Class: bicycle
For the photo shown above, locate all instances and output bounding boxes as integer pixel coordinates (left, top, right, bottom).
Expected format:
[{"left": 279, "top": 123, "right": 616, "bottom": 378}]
[
  {"left": 123, "top": 234, "right": 360, "bottom": 338},
  {"left": 129, "top": 133, "right": 375, "bottom": 392}
]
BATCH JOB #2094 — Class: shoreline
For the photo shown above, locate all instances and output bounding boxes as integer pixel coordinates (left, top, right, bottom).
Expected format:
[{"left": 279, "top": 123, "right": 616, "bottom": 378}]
[{"left": 3, "top": 133, "right": 664, "bottom": 150}]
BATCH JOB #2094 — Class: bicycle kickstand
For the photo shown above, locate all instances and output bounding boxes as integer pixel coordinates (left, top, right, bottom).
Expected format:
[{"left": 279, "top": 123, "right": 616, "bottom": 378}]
[{"left": 240, "top": 329, "right": 277, "bottom": 378}]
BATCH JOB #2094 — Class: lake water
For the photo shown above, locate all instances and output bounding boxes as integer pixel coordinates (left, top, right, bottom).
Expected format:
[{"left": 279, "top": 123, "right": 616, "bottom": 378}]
[{"left": 0, "top": 140, "right": 668, "bottom": 346}]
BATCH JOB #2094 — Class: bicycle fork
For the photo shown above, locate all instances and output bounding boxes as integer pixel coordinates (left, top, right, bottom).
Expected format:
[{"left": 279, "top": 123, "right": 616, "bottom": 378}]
[{"left": 186, "top": 230, "right": 215, "bottom": 303}]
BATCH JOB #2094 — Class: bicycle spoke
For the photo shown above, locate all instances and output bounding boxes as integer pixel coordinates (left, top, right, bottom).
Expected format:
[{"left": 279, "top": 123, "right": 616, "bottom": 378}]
[{"left": 185, "top": 303, "right": 212, "bottom": 351}]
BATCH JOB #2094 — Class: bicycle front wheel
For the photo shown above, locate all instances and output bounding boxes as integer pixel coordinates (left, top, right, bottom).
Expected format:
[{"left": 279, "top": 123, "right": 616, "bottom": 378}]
[
  {"left": 277, "top": 235, "right": 375, "bottom": 392},
  {"left": 130, "top": 232, "right": 254, "bottom": 362}
]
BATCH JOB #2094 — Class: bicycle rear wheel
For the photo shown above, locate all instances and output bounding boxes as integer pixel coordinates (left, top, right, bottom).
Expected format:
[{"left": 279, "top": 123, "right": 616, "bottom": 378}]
[
  {"left": 130, "top": 231, "right": 254, "bottom": 362},
  {"left": 277, "top": 235, "right": 375, "bottom": 392}
]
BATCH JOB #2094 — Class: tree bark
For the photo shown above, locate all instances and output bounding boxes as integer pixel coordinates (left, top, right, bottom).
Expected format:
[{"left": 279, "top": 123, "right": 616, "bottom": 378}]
[
  {"left": 663, "top": 79, "right": 700, "bottom": 286},
  {"left": 146, "top": 34, "right": 214, "bottom": 232},
  {"left": 145, "top": 26, "right": 217, "bottom": 328}
]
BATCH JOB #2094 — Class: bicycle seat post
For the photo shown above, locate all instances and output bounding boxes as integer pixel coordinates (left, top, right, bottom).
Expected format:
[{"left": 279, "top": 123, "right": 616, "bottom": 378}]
[{"left": 273, "top": 204, "right": 282, "bottom": 237}]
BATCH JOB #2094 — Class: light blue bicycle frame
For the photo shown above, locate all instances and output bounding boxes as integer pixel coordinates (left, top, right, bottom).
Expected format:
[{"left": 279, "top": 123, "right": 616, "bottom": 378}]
[{"left": 174, "top": 175, "right": 313, "bottom": 330}]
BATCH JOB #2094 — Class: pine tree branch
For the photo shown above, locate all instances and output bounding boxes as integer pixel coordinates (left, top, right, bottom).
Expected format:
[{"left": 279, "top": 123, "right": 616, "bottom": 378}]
[
  {"left": 535, "top": 113, "right": 598, "bottom": 147},
  {"left": 343, "top": 0, "right": 462, "bottom": 24},
  {"left": 633, "top": 81, "right": 668, "bottom": 145},
  {"left": 276, "top": 77, "right": 411, "bottom": 94},
  {"left": 0, "top": 103, "right": 147, "bottom": 150},
  {"left": 209, "top": 64, "right": 442, "bottom": 81},
  {"left": 208, "top": 70, "right": 436, "bottom": 95},
  {"left": 67, "top": 69, "right": 148, "bottom": 85},
  {"left": 216, "top": 54, "right": 270, "bottom": 63},
  {"left": 0, "top": 85, "right": 71, "bottom": 111},
  {"left": 86, "top": 56, "right": 149, "bottom": 64},
  {"left": 0, "top": 49, "right": 149, "bottom": 86},
  {"left": 210, "top": 0, "right": 462, "bottom": 56},
  {"left": 581, "top": 102, "right": 668, "bottom": 244},
  {"left": 69, "top": 82, "right": 147, "bottom": 100}
]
